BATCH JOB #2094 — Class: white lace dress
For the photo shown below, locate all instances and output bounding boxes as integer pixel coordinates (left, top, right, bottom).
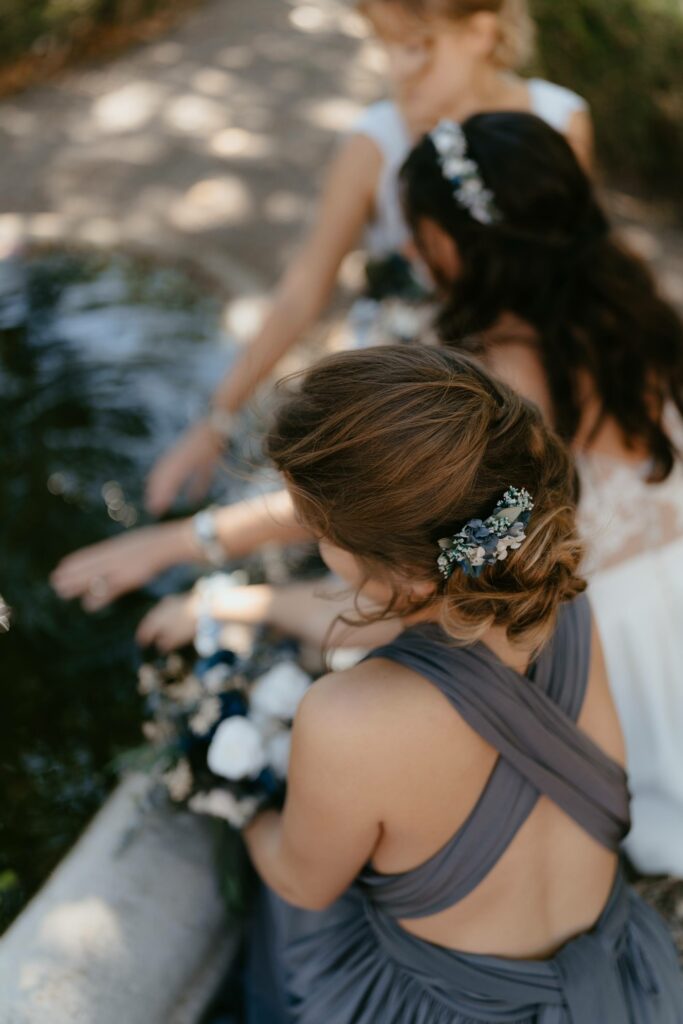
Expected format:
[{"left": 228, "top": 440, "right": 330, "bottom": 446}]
[{"left": 578, "top": 407, "right": 683, "bottom": 876}]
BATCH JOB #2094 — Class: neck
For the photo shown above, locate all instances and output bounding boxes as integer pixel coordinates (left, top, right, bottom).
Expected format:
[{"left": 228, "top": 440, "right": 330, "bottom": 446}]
[
  {"left": 398, "top": 65, "right": 524, "bottom": 137},
  {"left": 479, "top": 624, "right": 534, "bottom": 675},
  {"left": 439, "top": 67, "right": 524, "bottom": 123},
  {"left": 410, "top": 602, "right": 536, "bottom": 676}
]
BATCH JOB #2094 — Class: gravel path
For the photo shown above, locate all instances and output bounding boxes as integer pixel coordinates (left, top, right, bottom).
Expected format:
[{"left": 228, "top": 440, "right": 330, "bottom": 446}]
[{"left": 1, "top": 0, "right": 680, "bottom": 320}]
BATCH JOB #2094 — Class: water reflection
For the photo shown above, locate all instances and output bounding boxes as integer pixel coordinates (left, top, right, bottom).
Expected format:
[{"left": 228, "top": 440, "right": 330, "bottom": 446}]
[{"left": 0, "top": 249, "right": 235, "bottom": 930}]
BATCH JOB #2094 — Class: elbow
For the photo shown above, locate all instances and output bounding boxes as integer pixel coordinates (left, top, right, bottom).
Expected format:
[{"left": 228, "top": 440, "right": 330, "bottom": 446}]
[
  {"left": 274, "top": 879, "right": 339, "bottom": 912},
  {"left": 287, "top": 891, "right": 338, "bottom": 913}
]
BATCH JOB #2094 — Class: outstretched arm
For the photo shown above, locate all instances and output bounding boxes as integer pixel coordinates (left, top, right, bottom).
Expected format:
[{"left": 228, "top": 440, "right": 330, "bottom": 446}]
[
  {"left": 145, "top": 133, "right": 382, "bottom": 515},
  {"left": 135, "top": 575, "right": 403, "bottom": 652},
  {"left": 51, "top": 488, "right": 307, "bottom": 610}
]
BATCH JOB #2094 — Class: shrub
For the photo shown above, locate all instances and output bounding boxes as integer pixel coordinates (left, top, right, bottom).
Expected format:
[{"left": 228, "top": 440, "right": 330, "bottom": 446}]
[
  {"left": 0, "top": 0, "right": 170, "bottom": 64},
  {"left": 532, "top": 0, "right": 683, "bottom": 204}
]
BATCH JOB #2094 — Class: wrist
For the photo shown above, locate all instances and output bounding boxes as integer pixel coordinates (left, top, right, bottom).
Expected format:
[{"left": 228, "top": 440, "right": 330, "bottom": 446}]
[
  {"left": 170, "top": 518, "right": 204, "bottom": 562},
  {"left": 191, "top": 507, "right": 229, "bottom": 567},
  {"left": 207, "top": 406, "right": 237, "bottom": 445}
]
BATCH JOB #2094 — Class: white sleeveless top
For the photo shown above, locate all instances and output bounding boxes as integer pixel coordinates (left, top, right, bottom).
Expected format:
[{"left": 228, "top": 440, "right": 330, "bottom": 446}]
[
  {"left": 578, "top": 406, "right": 683, "bottom": 876},
  {"left": 352, "top": 78, "right": 588, "bottom": 259}
]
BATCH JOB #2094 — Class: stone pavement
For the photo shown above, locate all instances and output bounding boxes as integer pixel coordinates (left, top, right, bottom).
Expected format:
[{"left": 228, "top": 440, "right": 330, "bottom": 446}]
[{"left": 0, "top": 0, "right": 681, "bottom": 327}]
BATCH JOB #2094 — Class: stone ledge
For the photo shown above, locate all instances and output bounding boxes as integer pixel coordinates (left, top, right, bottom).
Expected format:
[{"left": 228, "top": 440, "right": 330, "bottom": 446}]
[{"left": 0, "top": 774, "right": 238, "bottom": 1024}]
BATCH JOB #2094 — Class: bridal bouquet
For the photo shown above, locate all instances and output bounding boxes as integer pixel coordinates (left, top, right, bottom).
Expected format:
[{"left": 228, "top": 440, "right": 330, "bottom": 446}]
[{"left": 137, "top": 627, "right": 312, "bottom": 829}]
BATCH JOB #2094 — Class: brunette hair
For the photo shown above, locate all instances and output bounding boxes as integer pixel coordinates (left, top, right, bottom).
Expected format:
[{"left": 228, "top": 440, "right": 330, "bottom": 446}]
[
  {"left": 401, "top": 111, "right": 683, "bottom": 481},
  {"left": 267, "top": 346, "right": 585, "bottom": 648},
  {"left": 358, "top": 0, "right": 535, "bottom": 69}
]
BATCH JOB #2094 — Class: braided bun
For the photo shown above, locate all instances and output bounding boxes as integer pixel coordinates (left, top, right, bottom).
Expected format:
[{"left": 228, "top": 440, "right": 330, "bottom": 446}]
[{"left": 267, "top": 346, "right": 585, "bottom": 649}]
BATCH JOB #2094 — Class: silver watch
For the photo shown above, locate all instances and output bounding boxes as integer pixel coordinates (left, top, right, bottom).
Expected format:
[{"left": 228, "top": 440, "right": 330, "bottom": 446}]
[{"left": 192, "top": 507, "right": 228, "bottom": 567}]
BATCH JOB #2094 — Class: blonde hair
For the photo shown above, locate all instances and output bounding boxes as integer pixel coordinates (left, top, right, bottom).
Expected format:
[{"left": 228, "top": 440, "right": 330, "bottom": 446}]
[
  {"left": 359, "top": 0, "right": 536, "bottom": 69},
  {"left": 267, "top": 346, "right": 585, "bottom": 651}
]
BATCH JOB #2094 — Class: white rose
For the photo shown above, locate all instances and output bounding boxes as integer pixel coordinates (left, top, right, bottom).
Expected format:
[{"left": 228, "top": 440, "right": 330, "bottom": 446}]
[
  {"left": 266, "top": 730, "right": 292, "bottom": 780},
  {"left": 207, "top": 716, "right": 267, "bottom": 780},
  {"left": 250, "top": 662, "right": 311, "bottom": 721}
]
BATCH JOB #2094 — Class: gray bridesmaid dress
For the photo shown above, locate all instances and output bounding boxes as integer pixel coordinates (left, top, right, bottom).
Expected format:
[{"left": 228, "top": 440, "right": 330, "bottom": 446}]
[{"left": 245, "top": 596, "right": 683, "bottom": 1023}]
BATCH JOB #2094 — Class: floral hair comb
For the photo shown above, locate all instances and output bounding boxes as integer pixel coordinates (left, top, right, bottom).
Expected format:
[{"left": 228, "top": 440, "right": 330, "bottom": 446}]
[
  {"left": 430, "top": 120, "right": 501, "bottom": 226},
  {"left": 437, "top": 487, "right": 534, "bottom": 580}
]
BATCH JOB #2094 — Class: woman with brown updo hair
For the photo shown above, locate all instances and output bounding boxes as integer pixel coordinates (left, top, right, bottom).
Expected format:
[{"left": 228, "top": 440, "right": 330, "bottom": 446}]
[{"left": 145, "top": 346, "right": 681, "bottom": 1021}]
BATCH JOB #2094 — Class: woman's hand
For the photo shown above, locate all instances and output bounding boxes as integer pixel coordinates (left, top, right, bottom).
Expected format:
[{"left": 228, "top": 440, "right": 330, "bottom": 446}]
[
  {"left": 145, "top": 418, "right": 224, "bottom": 517},
  {"left": 136, "top": 592, "right": 199, "bottom": 651},
  {"left": 51, "top": 521, "right": 196, "bottom": 610}
]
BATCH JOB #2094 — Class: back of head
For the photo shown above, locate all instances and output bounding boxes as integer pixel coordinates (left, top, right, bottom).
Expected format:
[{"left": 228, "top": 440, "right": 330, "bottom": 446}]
[
  {"left": 401, "top": 111, "right": 683, "bottom": 478},
  {"left": 267, "top": 346, "right": 585, "bottom": 650}
]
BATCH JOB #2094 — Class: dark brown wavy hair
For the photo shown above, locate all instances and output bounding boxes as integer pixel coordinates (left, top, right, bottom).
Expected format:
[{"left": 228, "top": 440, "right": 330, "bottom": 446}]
[
  {"left": 266, "top": 346, "right": 585, "bottom": 649},
  {"left": 401, "top": 111, "right": 683, "bottom": 481}
]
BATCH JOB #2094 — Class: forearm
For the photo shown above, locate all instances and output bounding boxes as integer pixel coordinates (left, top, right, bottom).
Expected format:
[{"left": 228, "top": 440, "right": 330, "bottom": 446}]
[
  {"left": 201, "top": 579, "right": 338, "bottom": 646},
  {"left": 203, "top": 577, "right": 402, "bottom": 650},
  {"left": 243, "top": 810, "right": 290, "bottom": 894},
  {"left": 212, "top": 133, "right": 378, "bottom": 418},
  {"left": 213, "top": 489, "right": 310, "bottom": 556},
  {"left": 170, "top": 490, "right": 309, "bottom": 569},
  {"left": 244, "top": 809, "right": 322, "bottom": 907},
  {"left": 213, "top": 271, "right": 327, "bottom": 415}
]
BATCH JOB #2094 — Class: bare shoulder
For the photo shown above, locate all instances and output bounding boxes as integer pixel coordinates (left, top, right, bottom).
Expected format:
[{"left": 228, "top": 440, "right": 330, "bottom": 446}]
[
  {"left": 294, "top": 656, "right": 484, "bottom": 774},
  {"left": 482, "top": 335, "right": 554, "bottom": 423}
]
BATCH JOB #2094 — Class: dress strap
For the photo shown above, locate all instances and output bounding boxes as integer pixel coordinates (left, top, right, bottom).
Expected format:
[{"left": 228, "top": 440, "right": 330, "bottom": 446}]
[{"left": 358, "top": 596, "right": 630, "bottom": 918}]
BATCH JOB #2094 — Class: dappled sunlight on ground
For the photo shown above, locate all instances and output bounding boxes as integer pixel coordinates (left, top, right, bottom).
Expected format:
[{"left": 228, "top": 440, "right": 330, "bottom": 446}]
[
  {"left": 0, "top": 0, "right": 385, "bottom": 320},
  {"left": 0, "top": 0, "right": 681, "bottom": 344},
  {"left": 35, "top": 897, "right": 125, "bottom": 962},
  {"left": 2, "top": 0, "right": 680, "bottom": 336}
]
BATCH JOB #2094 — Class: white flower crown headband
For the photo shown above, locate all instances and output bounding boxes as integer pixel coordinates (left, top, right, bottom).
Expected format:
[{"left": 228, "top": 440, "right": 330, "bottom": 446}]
[{"left": 429, "top": 120, "right": 501, "bottom": 226}]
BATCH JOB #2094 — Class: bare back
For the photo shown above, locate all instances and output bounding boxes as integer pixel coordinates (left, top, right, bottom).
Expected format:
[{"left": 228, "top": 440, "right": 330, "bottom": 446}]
[{"left": 355, "top": 612, "right": 625, "bottom": 960}]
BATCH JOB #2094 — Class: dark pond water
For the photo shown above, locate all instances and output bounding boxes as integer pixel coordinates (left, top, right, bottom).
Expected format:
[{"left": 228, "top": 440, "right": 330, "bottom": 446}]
[{"left": 0, "top": 249, "right": 238, "bottom": 930}]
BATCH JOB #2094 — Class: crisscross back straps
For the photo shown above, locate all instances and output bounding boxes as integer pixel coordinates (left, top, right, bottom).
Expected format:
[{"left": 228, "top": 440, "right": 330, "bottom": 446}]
[{"left": 359, "top": 597, "right": 630, "bottom": 917}]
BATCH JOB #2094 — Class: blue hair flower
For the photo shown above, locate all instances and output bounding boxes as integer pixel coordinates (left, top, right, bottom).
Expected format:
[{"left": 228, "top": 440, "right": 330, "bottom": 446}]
[{"left": 436, "top": 487, "right": 534, "bottom": 580}]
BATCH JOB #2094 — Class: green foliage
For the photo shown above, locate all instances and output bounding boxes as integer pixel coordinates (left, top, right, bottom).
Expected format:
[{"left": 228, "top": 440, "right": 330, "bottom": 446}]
[
  {"left": 0, "top": 0, "right": 166, "bottom": 63},
  {"left": 531, "top": 0, "right": 683, "bottom": 201}
]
